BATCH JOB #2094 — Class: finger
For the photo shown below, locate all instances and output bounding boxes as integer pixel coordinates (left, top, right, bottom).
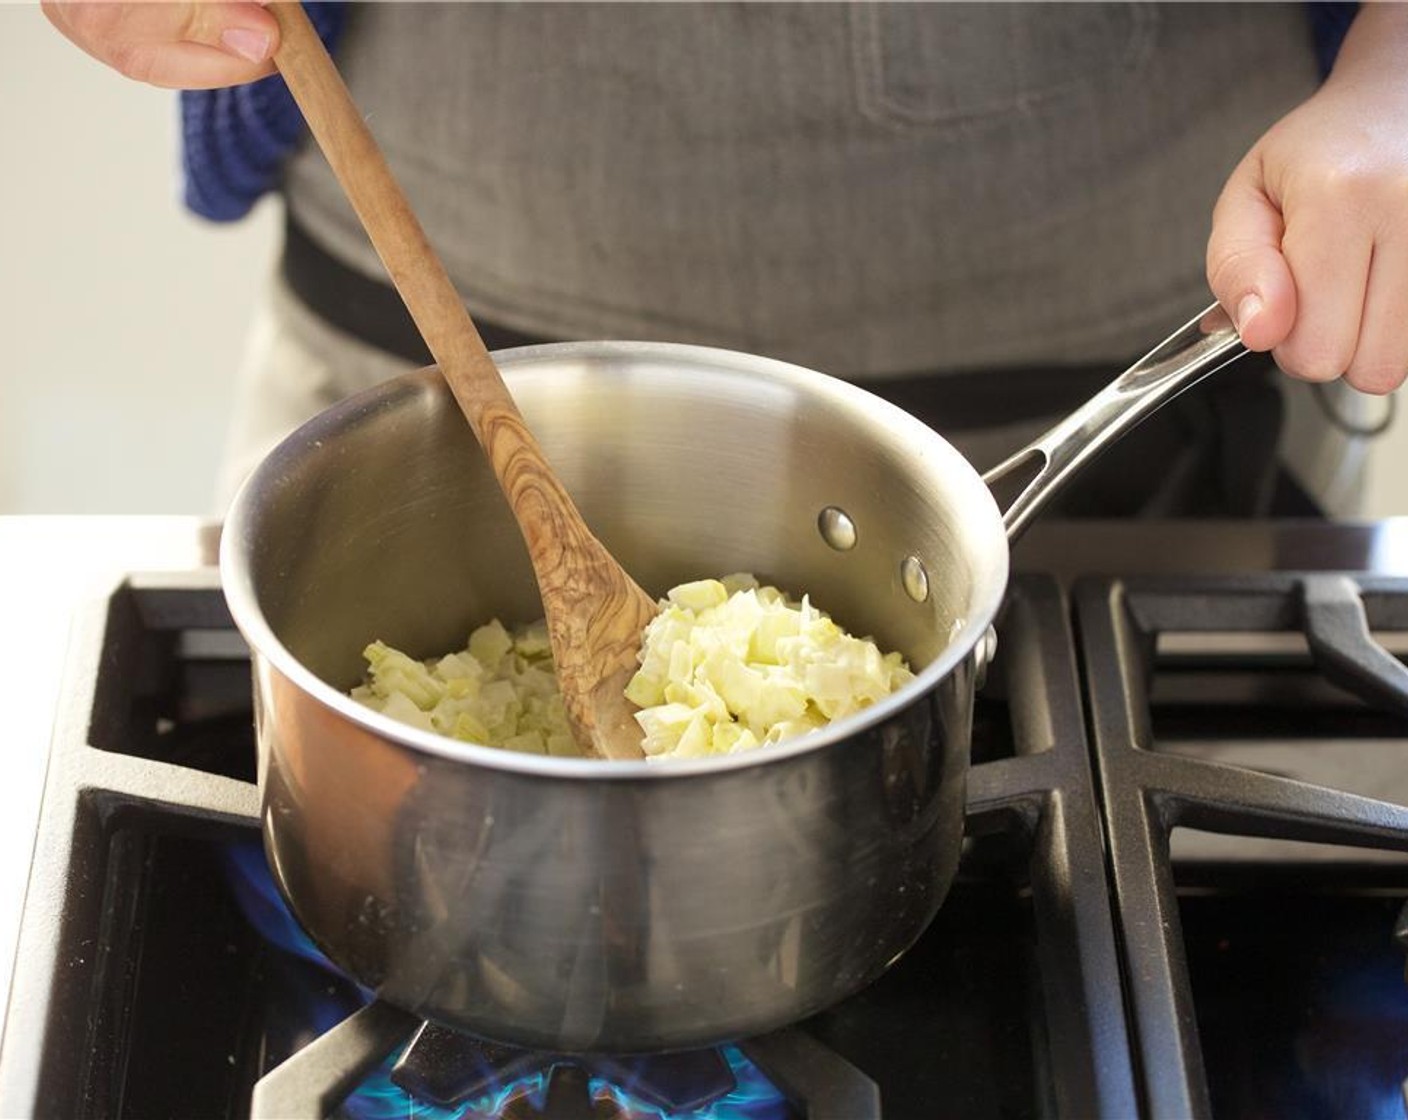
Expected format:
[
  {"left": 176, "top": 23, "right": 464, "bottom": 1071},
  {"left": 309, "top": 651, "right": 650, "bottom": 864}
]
[
  {"left": 1346, "top": 237, "right": 1408, "bottom": 395},
  {"left": 42, "top": 2, "right": 278, "bottom": 89},
  {"left": 1273, "top": 201, "right": 1374, "bottom": 383},
  {"left": 1207, "top": 156, "right": 1298, "bottom": 352},
  {"left": 116, "top": 39, "right": 277, "bottom": 89}
]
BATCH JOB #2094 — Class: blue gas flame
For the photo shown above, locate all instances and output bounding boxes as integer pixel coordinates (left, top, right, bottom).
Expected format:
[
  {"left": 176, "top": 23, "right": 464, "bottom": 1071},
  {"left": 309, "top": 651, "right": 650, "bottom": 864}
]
[
  {"left": 1293, "top": 951, "right": 1408, "bottom": 1120},
  {"left": 342, "top": 1045, "right": 790, "bottom": 1120},
  {"left": 220, "top": 839, "right": 337, "bottom": 974},
  {"left": 222, "top": 838, "right": 793, "bottom": 1119}
]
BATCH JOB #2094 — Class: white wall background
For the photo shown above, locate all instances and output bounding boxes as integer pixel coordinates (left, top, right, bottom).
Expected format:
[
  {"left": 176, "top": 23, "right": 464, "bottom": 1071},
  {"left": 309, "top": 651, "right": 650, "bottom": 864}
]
[
  {"left": 1, "top": 2, "right": 1403, "bottom": 517},
  {"left": 1, "top": 2, "right": 278, "bottom": 516}
]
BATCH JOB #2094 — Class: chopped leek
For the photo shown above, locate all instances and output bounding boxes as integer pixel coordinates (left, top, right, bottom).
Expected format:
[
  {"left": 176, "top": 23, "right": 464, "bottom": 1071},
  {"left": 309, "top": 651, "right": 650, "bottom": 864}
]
[
  {"left": 351, "top": 575, "right": 913, "bottom": 761},
  {"left": 351, "top": 619, "right": 576, "bottom": 756},
  {"left": 626, "top": 575, "right": 912, "bottom": 759}
]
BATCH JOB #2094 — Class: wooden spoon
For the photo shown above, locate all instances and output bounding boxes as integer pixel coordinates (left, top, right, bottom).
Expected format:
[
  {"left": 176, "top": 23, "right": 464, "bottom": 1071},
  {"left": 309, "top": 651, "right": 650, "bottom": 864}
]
[{"left": 269, "top": 3, "right": 655, "bottom": 760}]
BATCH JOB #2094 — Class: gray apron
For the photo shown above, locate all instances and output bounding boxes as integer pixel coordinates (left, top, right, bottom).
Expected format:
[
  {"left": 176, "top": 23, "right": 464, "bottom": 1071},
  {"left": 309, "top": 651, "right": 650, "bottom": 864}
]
[{"left": 217, "top": 3, "right": 1368, "bottom": 513}]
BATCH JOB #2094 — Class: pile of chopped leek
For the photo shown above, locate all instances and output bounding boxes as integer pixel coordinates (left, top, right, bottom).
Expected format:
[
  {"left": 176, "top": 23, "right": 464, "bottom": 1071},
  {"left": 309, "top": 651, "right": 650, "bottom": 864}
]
[
  {"left": 351, "top": 573, "right": 912, "bottom": 761},
  {"left": 351, "top": 619, "right": 579, "bottom": 757}
]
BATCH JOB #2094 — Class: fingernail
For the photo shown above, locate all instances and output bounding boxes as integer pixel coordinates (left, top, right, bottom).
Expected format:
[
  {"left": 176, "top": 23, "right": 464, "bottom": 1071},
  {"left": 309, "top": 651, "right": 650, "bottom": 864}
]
[
  {"left": 1235, "top": 293, "right": 1263, "bottom": 335},
  {"left": 221, "top": 27, "right": 270, "bottom": 63}
]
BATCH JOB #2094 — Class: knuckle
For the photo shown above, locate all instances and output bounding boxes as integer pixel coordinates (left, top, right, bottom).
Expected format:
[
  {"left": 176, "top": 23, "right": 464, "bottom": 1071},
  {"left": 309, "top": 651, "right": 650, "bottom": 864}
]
[
  {"left": 107, "top": 40, "right": 159, "bottom": 83},
  {"left": 1206, "top": 244, "right": 1265, "bottom": 292},
  {"left": 1308, "top": 163, "right": 1376, "bottom": 201},
  {"left": 1296, "top": 162, "right": 1408, "bottom": 222},
  {"left": 1346, "top": 359, "right": 1407, "bottom": 396},
  {"left": 1275, "top": 341, "right": 1348, "bottom": 384},
  {"left": 177, "top": 3, "right": 207, "bottom": 44}
]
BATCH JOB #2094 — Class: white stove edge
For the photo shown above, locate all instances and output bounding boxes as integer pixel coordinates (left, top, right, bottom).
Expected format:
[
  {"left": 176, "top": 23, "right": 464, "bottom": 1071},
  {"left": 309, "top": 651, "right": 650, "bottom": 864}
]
[{"left": 0, "top": 516, "right": 213, "bottom": 1043}]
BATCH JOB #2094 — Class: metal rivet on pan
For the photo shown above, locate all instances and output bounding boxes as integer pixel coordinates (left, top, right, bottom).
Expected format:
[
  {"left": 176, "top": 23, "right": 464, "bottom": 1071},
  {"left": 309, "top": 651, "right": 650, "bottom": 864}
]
[
  {"left": 817, "top": 506, "right": 858, "bottom": 551},
  {"left": 901, "top": 555, "right": 930, "bottom": 602}
]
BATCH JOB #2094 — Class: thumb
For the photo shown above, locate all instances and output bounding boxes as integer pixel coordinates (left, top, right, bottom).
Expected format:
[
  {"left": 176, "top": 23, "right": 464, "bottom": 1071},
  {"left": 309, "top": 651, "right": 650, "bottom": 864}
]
[
  {"left": 1206, "top": 158, "right": 1297, "bottom": 352},
  {"left": 42, "top": 2, "right": 279, "bottom": 89}
]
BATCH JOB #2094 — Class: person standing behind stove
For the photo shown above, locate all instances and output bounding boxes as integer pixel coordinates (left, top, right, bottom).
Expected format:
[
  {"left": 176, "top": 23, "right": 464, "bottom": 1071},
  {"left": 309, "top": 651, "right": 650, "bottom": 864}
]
[{"left": 42, "top": 2, "right": 1406, "bottom": 518}]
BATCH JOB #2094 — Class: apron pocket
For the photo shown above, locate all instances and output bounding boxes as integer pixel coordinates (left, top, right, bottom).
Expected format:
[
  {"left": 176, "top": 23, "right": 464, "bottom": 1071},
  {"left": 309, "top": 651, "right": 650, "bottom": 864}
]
[{"left": 850, "top": 2, "right": 1156, "bottom": 132}]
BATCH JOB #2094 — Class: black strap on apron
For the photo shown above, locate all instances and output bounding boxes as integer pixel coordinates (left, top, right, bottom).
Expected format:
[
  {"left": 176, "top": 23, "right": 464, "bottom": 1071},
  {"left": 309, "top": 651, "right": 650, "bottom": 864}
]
[
  {"left": 279, "top": 211, "right": 1120, "bottom": 429},
  {"left": 281, "top": 211, "right": 545, "bottom": 365}
]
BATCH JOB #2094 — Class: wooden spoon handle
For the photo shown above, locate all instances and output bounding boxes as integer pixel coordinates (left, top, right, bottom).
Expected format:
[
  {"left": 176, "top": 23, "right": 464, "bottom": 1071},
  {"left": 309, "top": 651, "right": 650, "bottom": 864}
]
[
  {"left": 268, "top": 3, "right": 587, "bottom": 571},
  {"left": 269, "top": 3, "right": 656, "bottom": 759}
]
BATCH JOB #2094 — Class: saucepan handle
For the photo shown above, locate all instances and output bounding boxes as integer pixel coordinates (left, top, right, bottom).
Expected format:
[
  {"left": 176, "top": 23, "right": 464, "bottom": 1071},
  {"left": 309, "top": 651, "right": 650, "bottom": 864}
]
[{"left": 982, "top": 301, "right": 1249, "bottom": 543}]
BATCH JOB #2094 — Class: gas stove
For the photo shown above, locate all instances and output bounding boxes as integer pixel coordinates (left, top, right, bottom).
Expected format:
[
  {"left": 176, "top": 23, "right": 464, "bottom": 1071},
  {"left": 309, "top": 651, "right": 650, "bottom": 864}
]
[{"left": 3, "top": 518, "right": 1408, "bottom": 1119}]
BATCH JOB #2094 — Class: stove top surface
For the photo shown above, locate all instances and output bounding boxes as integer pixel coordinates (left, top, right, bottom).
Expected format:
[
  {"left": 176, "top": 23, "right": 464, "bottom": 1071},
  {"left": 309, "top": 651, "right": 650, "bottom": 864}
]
[{"left": 4, "top": 517, "right": 1408, "bottom": 1119}]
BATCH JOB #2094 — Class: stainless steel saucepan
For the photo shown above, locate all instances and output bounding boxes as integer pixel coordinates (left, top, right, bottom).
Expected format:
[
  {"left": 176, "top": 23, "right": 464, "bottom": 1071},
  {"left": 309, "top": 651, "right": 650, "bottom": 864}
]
[{"left": 220, "top": 303, "right": 1245, "bottom": 1052}]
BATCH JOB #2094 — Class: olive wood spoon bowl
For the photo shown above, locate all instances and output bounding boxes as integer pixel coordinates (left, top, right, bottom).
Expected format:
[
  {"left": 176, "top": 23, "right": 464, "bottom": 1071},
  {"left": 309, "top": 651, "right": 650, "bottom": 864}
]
[{"left": 269, "top": 3, "right": 654, "bottom": 760}]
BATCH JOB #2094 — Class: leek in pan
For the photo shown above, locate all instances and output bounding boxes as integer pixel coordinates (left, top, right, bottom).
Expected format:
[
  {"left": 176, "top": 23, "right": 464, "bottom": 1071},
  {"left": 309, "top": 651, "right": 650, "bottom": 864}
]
[{"left": 352, "top": 573, "right": 912, "bottom": 761}]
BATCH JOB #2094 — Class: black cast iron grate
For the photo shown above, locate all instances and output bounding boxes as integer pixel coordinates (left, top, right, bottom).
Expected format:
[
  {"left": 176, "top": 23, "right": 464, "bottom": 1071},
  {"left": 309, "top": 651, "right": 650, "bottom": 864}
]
[{"left": 1074, "top": 573, "right": 1408, "bottom": 1120}]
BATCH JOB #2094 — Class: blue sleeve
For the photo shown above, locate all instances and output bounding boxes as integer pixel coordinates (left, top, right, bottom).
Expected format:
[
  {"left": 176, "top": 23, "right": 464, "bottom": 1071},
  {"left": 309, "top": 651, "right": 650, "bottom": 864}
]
[
  {"left": 1307, "top": 1, "right": 1359, "bottom": 78},
  {"left": 179, "top": 1, "right": 346, "bottom": 222}
]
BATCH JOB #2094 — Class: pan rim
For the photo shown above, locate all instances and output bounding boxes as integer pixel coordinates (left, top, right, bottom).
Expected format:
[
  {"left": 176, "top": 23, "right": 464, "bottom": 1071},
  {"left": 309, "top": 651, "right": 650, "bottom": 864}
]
[{"left": 219, "top": 339, "right": 1012, "bottom": 778}]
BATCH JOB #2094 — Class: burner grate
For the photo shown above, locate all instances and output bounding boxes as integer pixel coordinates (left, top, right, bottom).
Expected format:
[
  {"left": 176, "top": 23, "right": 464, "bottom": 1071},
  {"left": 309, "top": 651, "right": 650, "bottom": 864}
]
[
  {"left": 1076, "top": 573, "right": 1408, "bottom": 1118},
  {"left": 250, "top": 1004, "right": 873, "bottom": 1120},
  {"left": 960, "top": 577, "right": 1138, "bottom": 1118}
]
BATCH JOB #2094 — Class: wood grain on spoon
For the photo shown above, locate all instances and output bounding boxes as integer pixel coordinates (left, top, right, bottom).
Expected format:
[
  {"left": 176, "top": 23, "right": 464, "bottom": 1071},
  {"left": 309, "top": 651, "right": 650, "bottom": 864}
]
[{"left": 269, "top": 3, "right": 655, "bottom": 759}]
